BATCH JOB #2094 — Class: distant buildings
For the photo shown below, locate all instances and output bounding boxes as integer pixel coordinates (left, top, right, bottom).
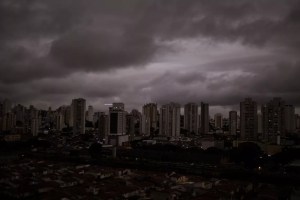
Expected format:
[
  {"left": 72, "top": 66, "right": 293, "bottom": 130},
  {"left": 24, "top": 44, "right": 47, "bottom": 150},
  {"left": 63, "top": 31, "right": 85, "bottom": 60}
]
[
  {"left": 184, "top": 103, "right": 199, "bottom": 134},
  {"left": 71, "top": 98, "right": 86, "bottom": 135},
  {"left": 0, "top": 96, "right": 298, "bottom": 145},
  {"left": 200, "top": 102, "right": 209, "bottom": 135},
  {"left": 142, "top": 103, "right": 158, "bottom": 136},
  {"left": 240, "top": 98, "right": 258, "bottom": 141},
  {"left": 229, "top": 111, "right": 237, "bottom": 135},
  {"left": 159, "top": 102, "right": 180, "bottom": 137}
]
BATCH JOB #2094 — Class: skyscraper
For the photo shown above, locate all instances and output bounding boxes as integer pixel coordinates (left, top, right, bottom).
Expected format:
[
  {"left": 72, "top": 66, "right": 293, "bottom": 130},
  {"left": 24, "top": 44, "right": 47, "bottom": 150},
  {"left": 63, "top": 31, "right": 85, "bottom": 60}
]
[
  {"left": 29, "top": 106, "right": 40, "bottom": 136},
  {"left": 262, "top": 97, "right": 285, "bottom": 142},
  {"left": 87, "top": 105, "right": 94, "bottom": 122},
  {"left": 159, "top": 102, "right": 181, "bottom": 137},
  {"left": 108, "top": 103, "right": 128, "bottom": 146},
  {"left": 108, "top": 103, "right": 126, "bottom": 135},
  {"left": 283, "top": 105, "right": 295, "bottom": 135},
  {"left": 127, "top": 109, "right": 142, "bottom": 139},
  {"left": 240, "top": 98, "right": 258, "bottom": 140},
  {"left": 184, "top": 103, "right": 199, "bottom": 134},
  {"left": 71, "top": 98, "right": 86, "bottom": 135},
  {"left": 97, "top": 112, "right": 108, "bottom": 139},
  {"left": 142, "top": 103, "right": 158, "bottom": 136},
  {"left": 229, "top": 111, "right": 237, "bottom": 135},
  {"left": 200, "top": 102, "right": 209, "bottom": 135},
  {"left": 214, "top": 113, "right": 223, "bottom": 130},
  {"left": 55, "top": 111, "right": 65, "bottom": 131}
]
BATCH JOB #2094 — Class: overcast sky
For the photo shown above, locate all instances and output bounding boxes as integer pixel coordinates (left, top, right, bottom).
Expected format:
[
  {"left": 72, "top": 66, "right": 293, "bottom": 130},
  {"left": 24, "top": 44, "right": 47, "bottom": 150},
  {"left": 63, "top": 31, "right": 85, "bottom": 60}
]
[{"left": 1, "top": 0, "right": 300, "bottom": 115}]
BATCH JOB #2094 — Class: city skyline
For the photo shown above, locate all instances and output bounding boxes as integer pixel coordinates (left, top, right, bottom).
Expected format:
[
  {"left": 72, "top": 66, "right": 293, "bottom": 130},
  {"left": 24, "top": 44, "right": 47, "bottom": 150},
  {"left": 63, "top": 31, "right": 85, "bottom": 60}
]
[{"left": 1, "top": 96, "right": 300, "bottom": 117}]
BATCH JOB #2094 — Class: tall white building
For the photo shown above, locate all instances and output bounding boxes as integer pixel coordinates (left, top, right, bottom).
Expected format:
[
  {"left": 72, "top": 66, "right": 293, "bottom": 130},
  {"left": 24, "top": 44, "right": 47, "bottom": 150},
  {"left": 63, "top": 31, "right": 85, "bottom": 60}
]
[
  {"left": 142, "top": 103, "right": 158, "bottom": 136},
  {"left": 71, "top": 98, "right": 86, "bottom": 135},
  {"left": 159, "top": 102, "right": 180, "bottom": 138},
  {"left": 184, "top": 103, "right": 199, "bottom": 134}
]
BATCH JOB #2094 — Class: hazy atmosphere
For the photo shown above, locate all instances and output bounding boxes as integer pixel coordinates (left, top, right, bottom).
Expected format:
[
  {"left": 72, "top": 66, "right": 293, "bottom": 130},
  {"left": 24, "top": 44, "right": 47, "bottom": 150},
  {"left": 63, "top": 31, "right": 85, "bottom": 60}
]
[{"left": 1, "top": 0, "right": 300, "bottom": 114}]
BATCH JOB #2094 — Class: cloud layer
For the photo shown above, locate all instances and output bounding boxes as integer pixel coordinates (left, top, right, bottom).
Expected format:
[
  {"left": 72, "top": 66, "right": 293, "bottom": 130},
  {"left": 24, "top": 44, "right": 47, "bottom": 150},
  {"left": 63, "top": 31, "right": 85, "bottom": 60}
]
[{"left": 1, "top": 0, "right": 300, "bottom": 114}]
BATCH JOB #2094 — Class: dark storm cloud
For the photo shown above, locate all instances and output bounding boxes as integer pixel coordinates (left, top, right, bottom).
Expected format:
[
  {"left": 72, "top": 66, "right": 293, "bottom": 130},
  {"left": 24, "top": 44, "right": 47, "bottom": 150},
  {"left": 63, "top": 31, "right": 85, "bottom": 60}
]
[
  {"left": 50, "top": 30, "right": 157, "bottom": 71},
  {"left": 1, "top": 0, "right": 300, "bottom": 109}
]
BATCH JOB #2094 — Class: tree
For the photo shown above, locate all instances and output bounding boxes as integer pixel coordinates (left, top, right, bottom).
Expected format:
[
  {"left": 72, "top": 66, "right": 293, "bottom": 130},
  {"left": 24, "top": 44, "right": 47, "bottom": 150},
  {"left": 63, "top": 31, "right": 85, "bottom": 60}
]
[
  {"left": 236, "top": 142, "right": 262, "bottom": 168},
  {"left": 89, "top": 143, "right": 102, "bottom": 159}
]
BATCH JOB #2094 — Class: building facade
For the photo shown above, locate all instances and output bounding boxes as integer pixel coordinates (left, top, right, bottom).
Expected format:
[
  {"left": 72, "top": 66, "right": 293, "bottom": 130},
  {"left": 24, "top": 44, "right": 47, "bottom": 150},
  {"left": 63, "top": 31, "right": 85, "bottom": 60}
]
[
  {"left": 71, "top": 98, "right": 86, "bottom": 135},
  {"left": 240, "top": 98, "right": 258, "bottom": 140},
  {"left": 262, "top": 97, "right": 285, "bottom": 142},
  {"left": 229, "top": 111, "right": 238, "bottom": 135},
  {"left": 142, "top": 103, "right": 158, "bottom": 136},
  {"left": 159, "top": 102, "right": 181, "bottom": 137},
  {"left": 184, "top": 103, "right": 199, "bottom": 134},
  {"left": 200, "top": 102, "right": 209, "bottom": 135}
]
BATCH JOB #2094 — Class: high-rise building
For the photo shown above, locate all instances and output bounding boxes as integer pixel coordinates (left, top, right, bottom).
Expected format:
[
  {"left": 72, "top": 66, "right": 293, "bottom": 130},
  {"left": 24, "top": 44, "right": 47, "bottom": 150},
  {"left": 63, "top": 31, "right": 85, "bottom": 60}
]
[
  {"left": 96, "top": 112, "right": 108, "bottom": 139},
  {"left": 283, "top": 105, "right": 295, "bottom": 135},
  {"left": 262, "top": 97, "right": 285, "bottom": 142},
  {"left": 55, "top": 111, "right": 65, "bottom": 131},
  {"left": 159, "top": 102, "right": 181, "bottom": 137},
  {"left": 108, "top": 103, "right": 126, "bottom": 135},
  {"left": 108, "top": 103, "right": 128, "bottom": 146},
  {"left": 111, "top": 103, "right": 124, "bottom": 111},
  {"left": 71, "top": 98, "right": 86, "bottom": 135},
  {"left": 229, "top": 111, "right": 237, "bottom": 135},
  {"left": 87, "top": 105, "right": 94, "bottom": 122},
  {"left": 240, "top": 98, "right": 258, "bottom": 140},
  {"left": 200, "top": 102, "right": 209, "bottom": 135},
  {"left": 142, "top": 103, "right": 158, "bottom": 136},
  {"left": 13, "top": 104, "right": 26, "bottom": 127},
  {"left": 127, "top": 110, "right": 142, "bottom": 140},
  {"left": 29, "top": 107, "right": 40, "bottom": 136},
  {"left": 184, "top": 103, "right": 199, "bottom": 134},
  {"left": 214, "top": 113, "right": 223, "bottom": 130}
]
